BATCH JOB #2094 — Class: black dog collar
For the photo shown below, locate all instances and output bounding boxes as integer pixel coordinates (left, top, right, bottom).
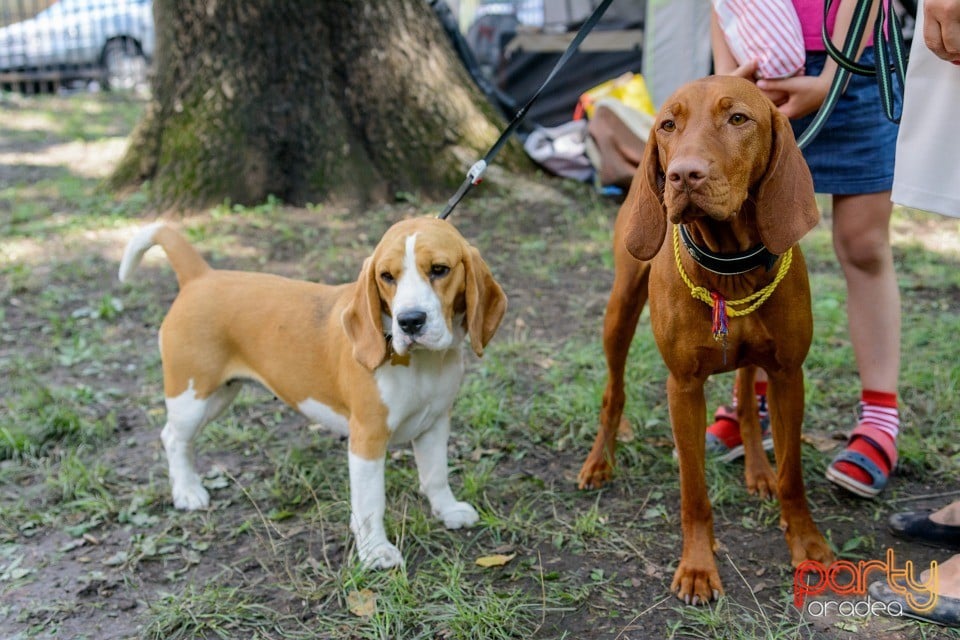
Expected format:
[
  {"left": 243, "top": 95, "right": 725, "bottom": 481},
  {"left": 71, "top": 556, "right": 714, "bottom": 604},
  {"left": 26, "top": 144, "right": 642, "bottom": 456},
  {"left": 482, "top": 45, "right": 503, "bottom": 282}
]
[{"left": 678, "top": 224, "right": 779, "bottom": 275}]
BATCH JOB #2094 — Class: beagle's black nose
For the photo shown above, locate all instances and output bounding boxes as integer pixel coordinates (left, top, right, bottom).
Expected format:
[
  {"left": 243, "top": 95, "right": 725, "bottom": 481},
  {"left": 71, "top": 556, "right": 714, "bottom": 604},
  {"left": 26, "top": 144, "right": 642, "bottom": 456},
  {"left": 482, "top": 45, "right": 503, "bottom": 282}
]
[{"left": 397, "top": 310, "right": 427, "bottom": 336}]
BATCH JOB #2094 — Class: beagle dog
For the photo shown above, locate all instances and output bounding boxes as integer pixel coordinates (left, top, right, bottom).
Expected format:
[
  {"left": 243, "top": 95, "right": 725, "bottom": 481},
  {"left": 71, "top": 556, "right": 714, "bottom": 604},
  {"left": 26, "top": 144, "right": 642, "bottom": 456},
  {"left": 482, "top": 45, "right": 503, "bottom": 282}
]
[{"left": 119, "top": 217, "right": 507, "bottom": 569}]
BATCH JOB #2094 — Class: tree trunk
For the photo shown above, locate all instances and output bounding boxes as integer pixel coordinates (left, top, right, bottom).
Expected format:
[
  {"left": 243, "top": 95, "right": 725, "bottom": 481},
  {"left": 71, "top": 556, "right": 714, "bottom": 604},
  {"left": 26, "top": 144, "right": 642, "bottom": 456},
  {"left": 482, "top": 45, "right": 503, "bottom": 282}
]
[{"left": 110, "top": 0, "right": 524, "bottom": 210}]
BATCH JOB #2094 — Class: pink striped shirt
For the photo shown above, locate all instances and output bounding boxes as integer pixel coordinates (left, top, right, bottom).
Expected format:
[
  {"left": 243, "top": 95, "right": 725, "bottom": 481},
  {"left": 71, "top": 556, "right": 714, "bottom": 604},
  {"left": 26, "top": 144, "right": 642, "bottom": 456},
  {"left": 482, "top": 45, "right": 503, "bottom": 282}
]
[{"left": 713, "top": 0, "right": 806, "bottom": 78}]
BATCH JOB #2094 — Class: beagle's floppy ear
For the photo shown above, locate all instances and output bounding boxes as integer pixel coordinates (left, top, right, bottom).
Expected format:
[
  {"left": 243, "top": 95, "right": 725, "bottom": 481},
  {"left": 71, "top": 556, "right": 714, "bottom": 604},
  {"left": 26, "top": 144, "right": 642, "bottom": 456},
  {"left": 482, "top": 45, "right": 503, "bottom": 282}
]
[
  {"left": 755, "top": 106, "right": 820, "bottom": 254},
  {"left": 342, "top": 257, "right": 387, "bottom": 371},
  {"left": 623, "top": 126, "right": 667, "bottom": 261},
  {"left": 462, "top": 246, "right": 507, "bottom": 358}
]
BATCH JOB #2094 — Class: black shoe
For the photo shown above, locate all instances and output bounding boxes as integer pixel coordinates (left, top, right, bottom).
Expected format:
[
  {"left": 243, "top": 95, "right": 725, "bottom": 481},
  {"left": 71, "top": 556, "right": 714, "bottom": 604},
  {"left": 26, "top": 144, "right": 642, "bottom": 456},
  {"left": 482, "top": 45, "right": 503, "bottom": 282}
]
[
  {"left": 869, "top": 580, "right": 960, "bottom": 627},
  {"left": 889, "top": 511, "right": 960, "bottom": 550}
]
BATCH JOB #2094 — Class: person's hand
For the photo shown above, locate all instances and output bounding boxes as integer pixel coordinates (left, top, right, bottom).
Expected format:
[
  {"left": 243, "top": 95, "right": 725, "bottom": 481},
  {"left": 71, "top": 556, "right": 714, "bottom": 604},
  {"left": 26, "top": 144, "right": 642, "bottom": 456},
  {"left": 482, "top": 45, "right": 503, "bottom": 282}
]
[
  {"left": 728, "top": 58, "right": 759, "bottom": 80},
  {"left": 923, "top": 0, "right": 960, "bottom": 63},
  {"left": 756, "top": 74, "right": 830, "bottom": 119},
  {"left": 721, "top": 59, "right": 789, "bottom": 106}
]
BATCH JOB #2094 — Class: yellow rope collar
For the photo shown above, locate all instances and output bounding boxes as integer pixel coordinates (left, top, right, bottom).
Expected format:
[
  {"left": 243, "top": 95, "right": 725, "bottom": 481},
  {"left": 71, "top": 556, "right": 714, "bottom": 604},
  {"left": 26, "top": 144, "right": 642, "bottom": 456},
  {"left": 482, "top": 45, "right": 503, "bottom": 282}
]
[
  {"left": 673, "top": 224, "right": 791, "bottom": 315},
  {"left": 673, "top": 224, "right": 791, "bottom": 361}
]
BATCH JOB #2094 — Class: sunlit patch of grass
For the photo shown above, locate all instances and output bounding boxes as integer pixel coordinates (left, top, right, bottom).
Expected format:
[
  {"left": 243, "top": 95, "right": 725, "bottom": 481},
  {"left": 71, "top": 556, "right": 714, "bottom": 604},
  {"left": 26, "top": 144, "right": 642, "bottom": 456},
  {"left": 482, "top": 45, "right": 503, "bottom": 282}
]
[
  {"left": 1, "top": 92, "right": 145, "bottom": 141},
  {"left": 0, "top": 178, "right": 151, "bottom": 239}
]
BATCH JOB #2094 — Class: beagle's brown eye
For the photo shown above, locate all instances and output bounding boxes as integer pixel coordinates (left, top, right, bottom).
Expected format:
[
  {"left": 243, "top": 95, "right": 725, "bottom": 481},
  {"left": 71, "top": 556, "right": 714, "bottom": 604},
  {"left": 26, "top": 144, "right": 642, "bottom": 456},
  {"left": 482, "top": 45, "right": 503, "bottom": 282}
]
[
  {"left": 380, "top": 271, "right": 395, "bottom": 285},
  {"left": 661, "top": 119, "right": 676, "bottom": 132},
  {"left": 429, "top": 264, "right": 450, "bottom": 280},
  {"left": 729, "top": 113, "right": 749, "bottom": 125}
]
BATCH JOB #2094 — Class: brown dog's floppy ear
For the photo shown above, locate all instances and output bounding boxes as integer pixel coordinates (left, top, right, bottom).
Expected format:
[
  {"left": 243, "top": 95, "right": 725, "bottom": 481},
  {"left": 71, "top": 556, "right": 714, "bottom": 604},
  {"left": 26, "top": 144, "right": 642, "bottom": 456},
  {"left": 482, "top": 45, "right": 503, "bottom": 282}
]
[
  {"left": 463, "top": 246, "right": 507, "bottom": 358},
  {"left": 755, "top": 107, "right": 820, "bottom": 254},
  {"left": 622, "top": 126, "right": 667, "bottom": 261},
  {"left": 342, "top": 257, "right": 387, "bottom": 370}
]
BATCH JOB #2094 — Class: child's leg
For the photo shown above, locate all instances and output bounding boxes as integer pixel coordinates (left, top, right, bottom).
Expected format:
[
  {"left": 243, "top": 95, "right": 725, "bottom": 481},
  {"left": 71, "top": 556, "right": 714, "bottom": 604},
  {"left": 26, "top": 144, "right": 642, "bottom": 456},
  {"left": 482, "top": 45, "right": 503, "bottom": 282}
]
[
  {"left": 826, "top": 191, "right": 901, "bottom": 497},
  {"left": 703, "top": 369, "right": 771, "bottom": 463},
  {"left": 831, "top": 191, "right": 901, "bottom": 393}
]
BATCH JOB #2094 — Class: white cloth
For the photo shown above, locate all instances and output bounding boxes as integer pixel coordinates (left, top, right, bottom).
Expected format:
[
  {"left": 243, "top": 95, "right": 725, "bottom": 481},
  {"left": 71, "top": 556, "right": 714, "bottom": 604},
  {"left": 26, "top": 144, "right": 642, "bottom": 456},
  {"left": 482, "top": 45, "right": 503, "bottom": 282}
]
[
  {"left": 642, "top": 0, "right": 713, "bottom": 107},
  {"left": 523, "top": 120, "right": 593, "bottom": 182},
  {"left": 891, "top": 1, "right": 960, "bottom": 218}
]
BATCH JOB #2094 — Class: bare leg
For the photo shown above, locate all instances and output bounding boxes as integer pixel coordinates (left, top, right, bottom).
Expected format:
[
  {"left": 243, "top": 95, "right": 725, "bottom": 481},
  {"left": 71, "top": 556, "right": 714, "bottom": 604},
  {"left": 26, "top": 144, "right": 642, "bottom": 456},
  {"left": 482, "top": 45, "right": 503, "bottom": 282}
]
[
  {"left": 831, "top": 192, "right": 900, "bottom": 394},
  {"left": 924, "top": 555, "right": 960, "bottom": 599},
  {"left": 931, "top": 501, "right": 960, "bottom": 527}
]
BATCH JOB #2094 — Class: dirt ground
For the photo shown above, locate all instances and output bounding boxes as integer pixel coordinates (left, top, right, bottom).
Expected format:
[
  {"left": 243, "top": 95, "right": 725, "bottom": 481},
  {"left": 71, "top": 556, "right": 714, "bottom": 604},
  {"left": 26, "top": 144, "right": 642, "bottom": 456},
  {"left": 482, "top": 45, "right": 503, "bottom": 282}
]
[{"left": 2, "top": 94, "right": 960, "bottom": 640}]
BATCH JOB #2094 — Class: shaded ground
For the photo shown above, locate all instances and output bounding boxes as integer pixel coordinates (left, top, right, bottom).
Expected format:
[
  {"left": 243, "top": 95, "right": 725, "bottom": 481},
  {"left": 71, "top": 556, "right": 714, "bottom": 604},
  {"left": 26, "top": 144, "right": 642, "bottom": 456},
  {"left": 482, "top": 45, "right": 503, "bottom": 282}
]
[{"left": 2, "top": 93, "right": 960, "bottom": 639}]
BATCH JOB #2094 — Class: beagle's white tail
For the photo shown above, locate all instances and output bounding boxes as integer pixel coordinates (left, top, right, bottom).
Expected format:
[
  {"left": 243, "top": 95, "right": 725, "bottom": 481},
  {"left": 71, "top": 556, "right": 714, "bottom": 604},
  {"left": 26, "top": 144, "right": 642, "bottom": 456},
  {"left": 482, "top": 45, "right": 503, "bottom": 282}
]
[{"left": 119, "top": 223, "right": 211, "bottom": 287}]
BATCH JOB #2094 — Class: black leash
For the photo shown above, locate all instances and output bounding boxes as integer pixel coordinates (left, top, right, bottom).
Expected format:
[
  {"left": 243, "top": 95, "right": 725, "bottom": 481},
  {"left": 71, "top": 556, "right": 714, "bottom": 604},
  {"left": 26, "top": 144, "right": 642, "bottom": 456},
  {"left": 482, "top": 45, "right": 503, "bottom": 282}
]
[
  {"left": 796, "top": 0, "right": 907, "bottom": 150},
  {"left": 823, "top": 0, "right": 907, "bottom": 122},
  {"left": 438, "top": 0, "right": 616, "bottom": 220}
]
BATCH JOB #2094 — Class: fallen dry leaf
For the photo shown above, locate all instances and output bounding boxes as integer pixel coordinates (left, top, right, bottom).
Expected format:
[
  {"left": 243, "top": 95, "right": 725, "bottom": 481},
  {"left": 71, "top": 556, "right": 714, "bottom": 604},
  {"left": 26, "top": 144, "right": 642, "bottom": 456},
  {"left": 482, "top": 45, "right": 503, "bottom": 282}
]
[
  {"left": 475, "top": 552, "right": 517, "bottom": 568},
  {"left": 801, "top": 432, "right": 842, "bottom": 453},
  {"left": 346, "top": 589, "right": 377, "bottom": 617}
]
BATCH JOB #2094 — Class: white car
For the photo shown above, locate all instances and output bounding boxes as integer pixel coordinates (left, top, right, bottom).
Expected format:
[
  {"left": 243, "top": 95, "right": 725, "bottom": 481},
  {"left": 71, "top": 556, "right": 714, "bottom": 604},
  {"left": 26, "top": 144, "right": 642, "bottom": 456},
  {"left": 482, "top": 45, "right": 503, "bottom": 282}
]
[{"left": 0, "top": 0, "right": 154, "bottom": 90}]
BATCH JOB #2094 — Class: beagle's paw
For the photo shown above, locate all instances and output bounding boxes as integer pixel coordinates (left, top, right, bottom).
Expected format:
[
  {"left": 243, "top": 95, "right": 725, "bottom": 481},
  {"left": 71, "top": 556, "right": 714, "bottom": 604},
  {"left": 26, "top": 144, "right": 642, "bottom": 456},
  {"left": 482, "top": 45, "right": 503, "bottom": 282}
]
[
  {"left": 435, "top": 501, "right": 479, "bottom": 529},
  {"left": 171, "top": 478, "right": 210, "bottom": 510},
  {"left": 357, "top": 539, "right": 404, "bottom": 570}
]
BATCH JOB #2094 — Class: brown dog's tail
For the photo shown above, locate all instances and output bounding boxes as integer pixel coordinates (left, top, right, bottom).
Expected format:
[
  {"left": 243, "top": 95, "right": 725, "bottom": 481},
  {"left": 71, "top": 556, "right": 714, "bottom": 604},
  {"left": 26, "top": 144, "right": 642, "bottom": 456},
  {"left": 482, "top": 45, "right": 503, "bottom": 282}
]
[{"left": 118, "top": 222, "right": 211, "bottom": 287}]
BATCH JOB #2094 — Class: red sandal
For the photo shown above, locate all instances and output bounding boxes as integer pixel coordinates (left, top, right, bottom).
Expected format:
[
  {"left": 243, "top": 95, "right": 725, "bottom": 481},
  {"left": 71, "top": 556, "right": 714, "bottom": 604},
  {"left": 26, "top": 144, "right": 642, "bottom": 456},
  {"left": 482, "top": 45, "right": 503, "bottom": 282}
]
[
  {"left": 825, "top": 424, "right": 898, "bottom": 498},
  {"left": 702, "top": 405, "right": 773, "bottom": 463}
]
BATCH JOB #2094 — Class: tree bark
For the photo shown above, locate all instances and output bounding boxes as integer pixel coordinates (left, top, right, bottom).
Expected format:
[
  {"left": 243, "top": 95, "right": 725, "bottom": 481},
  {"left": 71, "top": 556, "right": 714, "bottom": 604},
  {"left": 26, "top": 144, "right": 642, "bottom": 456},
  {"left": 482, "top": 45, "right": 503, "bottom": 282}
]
[{"left": 110, "top": 0, "right": 524, "bottom": 210}]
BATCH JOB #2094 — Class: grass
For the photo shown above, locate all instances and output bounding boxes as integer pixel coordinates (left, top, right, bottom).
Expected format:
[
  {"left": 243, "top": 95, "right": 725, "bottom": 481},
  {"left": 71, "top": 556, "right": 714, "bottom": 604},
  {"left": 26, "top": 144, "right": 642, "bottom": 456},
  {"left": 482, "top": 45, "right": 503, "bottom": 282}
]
[
  {"left": 2, "top": 91, "right": 960, "bottom": 639},
  {"left": 143, "top": 581, "right": 299, "bottom": 640}
]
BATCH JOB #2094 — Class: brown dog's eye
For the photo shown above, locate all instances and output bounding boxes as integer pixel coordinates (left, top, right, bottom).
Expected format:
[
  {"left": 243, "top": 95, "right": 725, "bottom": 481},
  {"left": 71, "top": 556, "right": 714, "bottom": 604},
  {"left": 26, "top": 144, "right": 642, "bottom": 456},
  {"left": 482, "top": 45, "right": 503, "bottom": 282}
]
[
  {"left": 429, "top": 264, "right": 450, "bottom": 281},
  {"left": 661, "top": 119, "right": 676, "bottom": 132},
  {"left": 729, "top": 113, "right": 749, "bottom": 125},
  {"left": 380, "top": 271, "right": 395, "bottom": 285}
]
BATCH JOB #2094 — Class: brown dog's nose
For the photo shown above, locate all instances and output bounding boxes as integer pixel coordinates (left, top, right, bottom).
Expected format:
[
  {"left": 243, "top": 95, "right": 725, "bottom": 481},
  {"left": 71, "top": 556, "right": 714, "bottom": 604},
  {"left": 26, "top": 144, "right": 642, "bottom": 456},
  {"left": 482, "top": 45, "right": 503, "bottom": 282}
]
[{"left": 667, "top": 158, "right": 709, "bottom": 191}]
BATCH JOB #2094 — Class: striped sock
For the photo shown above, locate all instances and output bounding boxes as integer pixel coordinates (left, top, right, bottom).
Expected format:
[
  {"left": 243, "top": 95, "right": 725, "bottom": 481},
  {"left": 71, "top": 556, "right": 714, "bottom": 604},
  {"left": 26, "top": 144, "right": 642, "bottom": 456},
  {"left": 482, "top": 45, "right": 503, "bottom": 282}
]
[
  {"left": 859, "top": 389, "right": 900, "bottom": 440},
  {"left": 832, "top": 390, "right": 899, "bottom": 488}
]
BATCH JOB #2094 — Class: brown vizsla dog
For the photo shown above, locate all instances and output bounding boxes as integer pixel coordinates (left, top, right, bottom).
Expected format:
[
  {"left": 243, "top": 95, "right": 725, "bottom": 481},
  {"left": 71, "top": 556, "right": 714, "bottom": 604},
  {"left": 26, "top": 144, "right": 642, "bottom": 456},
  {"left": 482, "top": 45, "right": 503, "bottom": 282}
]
[{"left": 577, "top": 76, "right": 834, "bottom": 604}]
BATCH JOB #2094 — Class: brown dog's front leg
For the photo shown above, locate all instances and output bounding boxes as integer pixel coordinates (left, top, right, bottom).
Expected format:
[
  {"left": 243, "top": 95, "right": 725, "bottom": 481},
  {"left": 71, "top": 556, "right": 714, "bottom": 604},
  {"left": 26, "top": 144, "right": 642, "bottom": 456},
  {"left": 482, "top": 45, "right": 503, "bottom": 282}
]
[
  {"left": 767, "top": 370, "right": 834, "bottom": 567},
  {"left": 737, "top": 366, "right": 778, "bottom": 498},
  {"left": 668, "top": 373, "right": 724, "bottom": 604},
  {"left": 578, "top": 246, "right": 650, "bottom": 490}
]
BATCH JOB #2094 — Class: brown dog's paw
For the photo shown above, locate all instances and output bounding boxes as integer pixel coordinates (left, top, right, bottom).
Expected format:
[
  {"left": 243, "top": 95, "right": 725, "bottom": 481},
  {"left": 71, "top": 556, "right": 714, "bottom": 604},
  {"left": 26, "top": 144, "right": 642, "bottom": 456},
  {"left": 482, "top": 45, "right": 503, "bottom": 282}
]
[
  {"left": 784, "top": 521, "right": 835, "bottom": 567},
  {"left": 671, "top": 561, "right": 724, "bottom": 605},
  {"left": 577, "top": 430, "right": 620, "bottom": 490},
  {"left": 790, "top": 534, "right": 835, "bottom": 567},
  {"left": 744, "top": 462, "right": 778, "bottom": 500},
  {"left": 577, "top": 456, "right": 614, "bottom": 490}
]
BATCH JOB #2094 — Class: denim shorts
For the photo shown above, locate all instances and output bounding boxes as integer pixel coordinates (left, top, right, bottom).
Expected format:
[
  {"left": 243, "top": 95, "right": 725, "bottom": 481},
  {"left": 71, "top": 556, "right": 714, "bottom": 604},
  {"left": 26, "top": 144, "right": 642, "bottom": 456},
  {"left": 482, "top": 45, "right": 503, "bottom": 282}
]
[{"left": 790, "top": 48, "right": 899, "bottom": 195}]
